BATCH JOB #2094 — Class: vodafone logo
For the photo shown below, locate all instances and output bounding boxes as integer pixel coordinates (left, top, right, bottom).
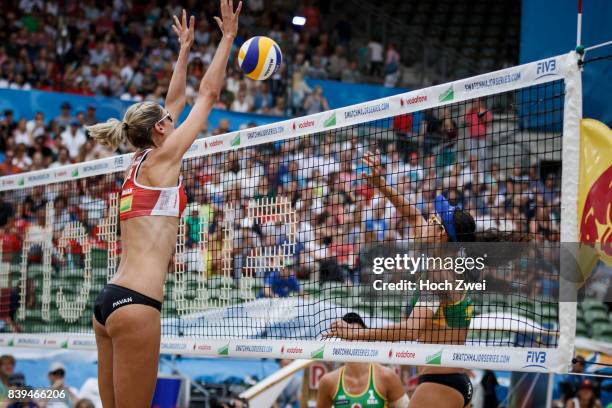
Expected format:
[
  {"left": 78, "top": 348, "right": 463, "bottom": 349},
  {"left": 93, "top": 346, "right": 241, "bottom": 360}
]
[
  {"left": 281, "top": 345, "right": 304, "bottom": 354},
  {"left": 389, "top": 349, "right": 416, "bottom": 359},
  {"left": 204, "top": 139, "right": 224, "bottom": 149},
  {"left": 402, "top": 95, "right": 427, "bottom": 107},
  {"left": 292, "top": 120, "right": 315, "bottom": 131}
]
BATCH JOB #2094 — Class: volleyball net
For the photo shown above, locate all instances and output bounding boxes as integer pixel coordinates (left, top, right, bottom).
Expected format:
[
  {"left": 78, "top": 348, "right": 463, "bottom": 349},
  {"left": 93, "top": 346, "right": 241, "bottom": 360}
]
[{"left": 0, "top": 52, "right": 582, "bottom": 373}]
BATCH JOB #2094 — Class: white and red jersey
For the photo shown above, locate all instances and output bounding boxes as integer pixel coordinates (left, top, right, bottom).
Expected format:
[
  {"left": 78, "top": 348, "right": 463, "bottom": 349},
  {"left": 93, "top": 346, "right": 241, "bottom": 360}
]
[{"left": 119, "top": 149, "right": 188, "bottom": 221}]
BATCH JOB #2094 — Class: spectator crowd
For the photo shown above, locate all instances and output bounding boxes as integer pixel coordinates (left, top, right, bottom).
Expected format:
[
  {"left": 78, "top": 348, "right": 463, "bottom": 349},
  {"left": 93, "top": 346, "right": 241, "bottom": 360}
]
[
  {"left": 0, "top": 0, "right": 401, "bottom": 120},
  {"left": 0, "top": 0, "right": 407, "bottom": 176}
]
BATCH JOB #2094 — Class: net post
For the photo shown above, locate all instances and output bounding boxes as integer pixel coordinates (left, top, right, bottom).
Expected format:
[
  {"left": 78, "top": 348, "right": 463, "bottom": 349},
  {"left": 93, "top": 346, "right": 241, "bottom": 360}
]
[{"left": 557, "top": 51, "right": 583, "bottom": 373}]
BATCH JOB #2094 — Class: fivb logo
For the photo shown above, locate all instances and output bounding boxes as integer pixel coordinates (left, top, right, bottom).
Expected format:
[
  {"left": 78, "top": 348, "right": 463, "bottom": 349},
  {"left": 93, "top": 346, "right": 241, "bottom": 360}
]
[
  {"left": 535, "top": 59, "right": 558, "bottom": 79},
  {"left": 524, "top": 351, "right": 547, "bottom": 369}
]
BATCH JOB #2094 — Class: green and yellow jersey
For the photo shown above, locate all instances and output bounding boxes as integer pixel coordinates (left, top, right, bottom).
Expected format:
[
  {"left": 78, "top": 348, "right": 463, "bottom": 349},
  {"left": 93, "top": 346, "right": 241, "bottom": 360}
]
[
  {"left": 406, "top": 273, "right": 473, "bottom": 330},
  {"left": 332, "top": 364, "right": 387, "bottom": 408}
]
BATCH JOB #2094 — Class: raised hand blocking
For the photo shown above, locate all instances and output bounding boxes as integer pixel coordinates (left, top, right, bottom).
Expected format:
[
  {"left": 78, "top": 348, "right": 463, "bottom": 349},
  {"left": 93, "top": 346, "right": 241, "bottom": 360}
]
[
  {"left": 172, "top": 9, "right": 195, "bottom": 49},
  {"left": 214, "top": 0, "right": 242, "bottom": 38}
]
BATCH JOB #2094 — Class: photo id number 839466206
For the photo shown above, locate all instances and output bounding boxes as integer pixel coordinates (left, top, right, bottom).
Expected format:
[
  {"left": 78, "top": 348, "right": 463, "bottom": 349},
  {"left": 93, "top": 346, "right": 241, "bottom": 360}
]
[{"left": 8, "top": 389, "right": 66, "bottom": 400}]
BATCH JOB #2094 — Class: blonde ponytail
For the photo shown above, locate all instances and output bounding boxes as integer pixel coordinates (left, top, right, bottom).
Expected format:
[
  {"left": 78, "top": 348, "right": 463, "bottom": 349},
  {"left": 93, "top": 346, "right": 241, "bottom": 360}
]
[
  {"left": 86, "top": 102, "right": 165, "bottom": 150},
  {"left": 86, "top": 118, "right": 126, "bottom": 150}
]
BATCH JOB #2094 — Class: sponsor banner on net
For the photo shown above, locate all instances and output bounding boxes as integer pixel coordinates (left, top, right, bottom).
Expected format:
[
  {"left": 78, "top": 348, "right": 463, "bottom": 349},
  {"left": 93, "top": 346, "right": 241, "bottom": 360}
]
[
  {"left": 280, "top": 343, "right": 326, "bottom": 359},
  {"left": 202, "top": 137, "right": 225, "bottom": 152},
  {"left": 461, "top": 70, "right": 522, "bottom": 93},
  {"left": 13, "top": 336, "right": 44, "bottom": 348},
  {"left": 0, "top": 336, "right": 13, "bottom": 347},
  {"left": 160, "top": 339, "right": 194, "bottom": 353},
  {"left": 400, "top": 92, "right": 430, "bottom": 111},
  {"left": 113, "top": 155, "right": 126, "bottom": 171},
  {"left": 232, "top": 342, "right": 277, "bottom": 356},
  {"left": 245, "top": 125, "right": 285, "bottom": 142},
  {"left": 189, "top": 339, "right": 229, "bottom": 356},
  {"left": 387, "top": 348, "right": 418, "bottom": 362},
  {"left": 67, "top": 338, "right": 97, "bottom": 350},
  {"left": 323, "top": 111, "right": 338, "bottom": 128},
  {"left": 53, "top": 168, "right": 70, "bottom": 179},
  {"left": 41, "top": 337, "right": 67, "bottom": 348},
  {"left": 342, "top": 101, "right": 391, "bottom": 123},
  {"left": 292, "top": 117, "right": 317, "bottom": 133},
  {"left": 523, "top": 350, "right": 548, "bottom": 370},
  {"left": 80, "top": 161, "right": 111, "bottom": 176},
  {"left": 25, "top": 171, "right": 53, "bottom": 185},
  {"left": 230, "top": 132, "right": 241, "bottom": 147},
  {"left": 1, "top": 177, "right": 18, "bottom": 188},
  {"left": 533, "top": 57, "right": 561, "bottom": 81},
  {"left": 451, "top": 351, "right": 511, "bottom": 365},
  {"left": 329, "top": 345, "right": 381, "bottom": 359}
]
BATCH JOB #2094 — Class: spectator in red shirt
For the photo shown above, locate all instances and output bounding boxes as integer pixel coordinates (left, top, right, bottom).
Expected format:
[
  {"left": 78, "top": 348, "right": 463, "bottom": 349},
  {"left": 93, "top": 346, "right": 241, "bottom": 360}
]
[
  {"left": 465, "top": 99, "right": 492, "bottom": 158},
  {"left": 0, "top": 151, "right": 21, "bottom": 176}
]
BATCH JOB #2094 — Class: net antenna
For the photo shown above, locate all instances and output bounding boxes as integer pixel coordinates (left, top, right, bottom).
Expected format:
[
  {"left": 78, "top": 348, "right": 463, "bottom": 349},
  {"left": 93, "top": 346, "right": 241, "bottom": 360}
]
[
  {"left": 173, "top": 204, "right": 211, "bottom": 314},
  {"left": 576, "top": 0, "right": 583, "bottom": 48}
]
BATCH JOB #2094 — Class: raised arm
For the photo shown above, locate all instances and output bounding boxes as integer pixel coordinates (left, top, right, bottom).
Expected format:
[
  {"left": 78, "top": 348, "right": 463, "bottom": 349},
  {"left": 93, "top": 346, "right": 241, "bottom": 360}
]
[
  {"left": 165, "top": 9, "right": 195, "bottom": 121},
  {"left": 325, "top": 306, "right": 433, "bottom": 342},
  {"left": 362, "top": 151, "right": 438, "bottom": 240},
  {"left": 158, "top": 0, "right": 241, "bottom": 163}
]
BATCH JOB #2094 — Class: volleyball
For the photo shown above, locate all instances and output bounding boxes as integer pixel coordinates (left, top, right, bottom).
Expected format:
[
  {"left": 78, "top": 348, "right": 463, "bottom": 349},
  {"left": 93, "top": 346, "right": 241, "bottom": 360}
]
[{"left": 238, "top": 36, "right": 282, "bottom": 80}]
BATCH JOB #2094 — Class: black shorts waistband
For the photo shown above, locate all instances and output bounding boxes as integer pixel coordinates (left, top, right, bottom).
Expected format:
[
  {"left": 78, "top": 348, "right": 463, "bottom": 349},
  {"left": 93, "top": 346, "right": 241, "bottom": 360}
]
[
  {"left": 418, "top": 373, "right": 473, "bottom": 407},
  {"left": 94, "top": 284, "right": 162, "bottom": 326}
]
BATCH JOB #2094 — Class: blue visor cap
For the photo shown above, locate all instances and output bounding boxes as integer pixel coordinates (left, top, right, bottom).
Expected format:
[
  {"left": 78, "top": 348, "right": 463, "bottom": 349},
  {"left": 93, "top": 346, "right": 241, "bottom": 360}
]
[{"left": 434, "top": 194, "right": 457, "bottom": 241}]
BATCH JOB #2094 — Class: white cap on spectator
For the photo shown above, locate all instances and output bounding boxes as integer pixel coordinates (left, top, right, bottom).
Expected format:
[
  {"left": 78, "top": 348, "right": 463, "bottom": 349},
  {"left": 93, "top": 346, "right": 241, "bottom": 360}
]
[{"left": 49, "top": 362, "right": 65, "bottom": 373}]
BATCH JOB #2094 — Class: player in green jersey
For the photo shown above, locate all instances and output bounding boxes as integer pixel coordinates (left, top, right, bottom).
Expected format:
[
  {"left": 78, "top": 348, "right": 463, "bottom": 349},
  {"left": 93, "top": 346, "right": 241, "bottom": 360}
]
[{"left": 317, "top": 314, "right": 409, "bottom": 408}]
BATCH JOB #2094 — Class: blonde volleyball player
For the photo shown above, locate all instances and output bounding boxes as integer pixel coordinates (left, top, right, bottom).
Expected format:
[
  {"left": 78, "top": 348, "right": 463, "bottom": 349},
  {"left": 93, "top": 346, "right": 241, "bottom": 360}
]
[
  {"left": 86, "top": 2, "right": 241, "bottom": 407},
  {"left": 326, "top": 151, "right": 477, "bottom": 408},
  {"left": 317, "top": 313, "right": 409, "bottom": 408}
]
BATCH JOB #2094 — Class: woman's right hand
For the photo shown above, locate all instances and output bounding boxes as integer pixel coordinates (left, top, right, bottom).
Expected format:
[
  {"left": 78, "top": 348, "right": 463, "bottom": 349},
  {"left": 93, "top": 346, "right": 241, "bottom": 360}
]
[
  {"left": 172, "top": 9, "right": 195, "bottom": 50},
  {"left": 362, "top": 150, "right": 385, "bottom": 181},
  {"left": 214, "top": 0, "right": 242, "bottom": 39}
]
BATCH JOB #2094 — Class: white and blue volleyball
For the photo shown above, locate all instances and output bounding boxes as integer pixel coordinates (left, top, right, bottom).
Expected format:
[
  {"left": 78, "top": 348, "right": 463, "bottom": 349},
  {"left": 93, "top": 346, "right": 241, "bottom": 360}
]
[{"left": 238, "top": 36, "right": 282, "bottom": 81}]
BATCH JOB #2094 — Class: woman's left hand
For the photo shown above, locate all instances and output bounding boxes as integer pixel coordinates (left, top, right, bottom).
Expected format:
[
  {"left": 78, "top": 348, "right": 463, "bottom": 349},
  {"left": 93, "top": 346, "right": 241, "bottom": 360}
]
[
  {"left": 214, "top": 0, "right": 242, "bottom": 39},
  {"left": 172, "top": 9, "right": 195, "bottom": 49},
  {"left": 323, "top": 319, "right": 361, "bottom": 340}
]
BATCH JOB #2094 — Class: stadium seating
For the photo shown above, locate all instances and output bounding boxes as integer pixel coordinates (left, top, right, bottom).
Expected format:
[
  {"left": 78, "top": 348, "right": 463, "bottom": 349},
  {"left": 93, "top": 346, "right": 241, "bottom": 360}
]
[{"left": 342, "top": 0, "right": 520, "bottom": 84}]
